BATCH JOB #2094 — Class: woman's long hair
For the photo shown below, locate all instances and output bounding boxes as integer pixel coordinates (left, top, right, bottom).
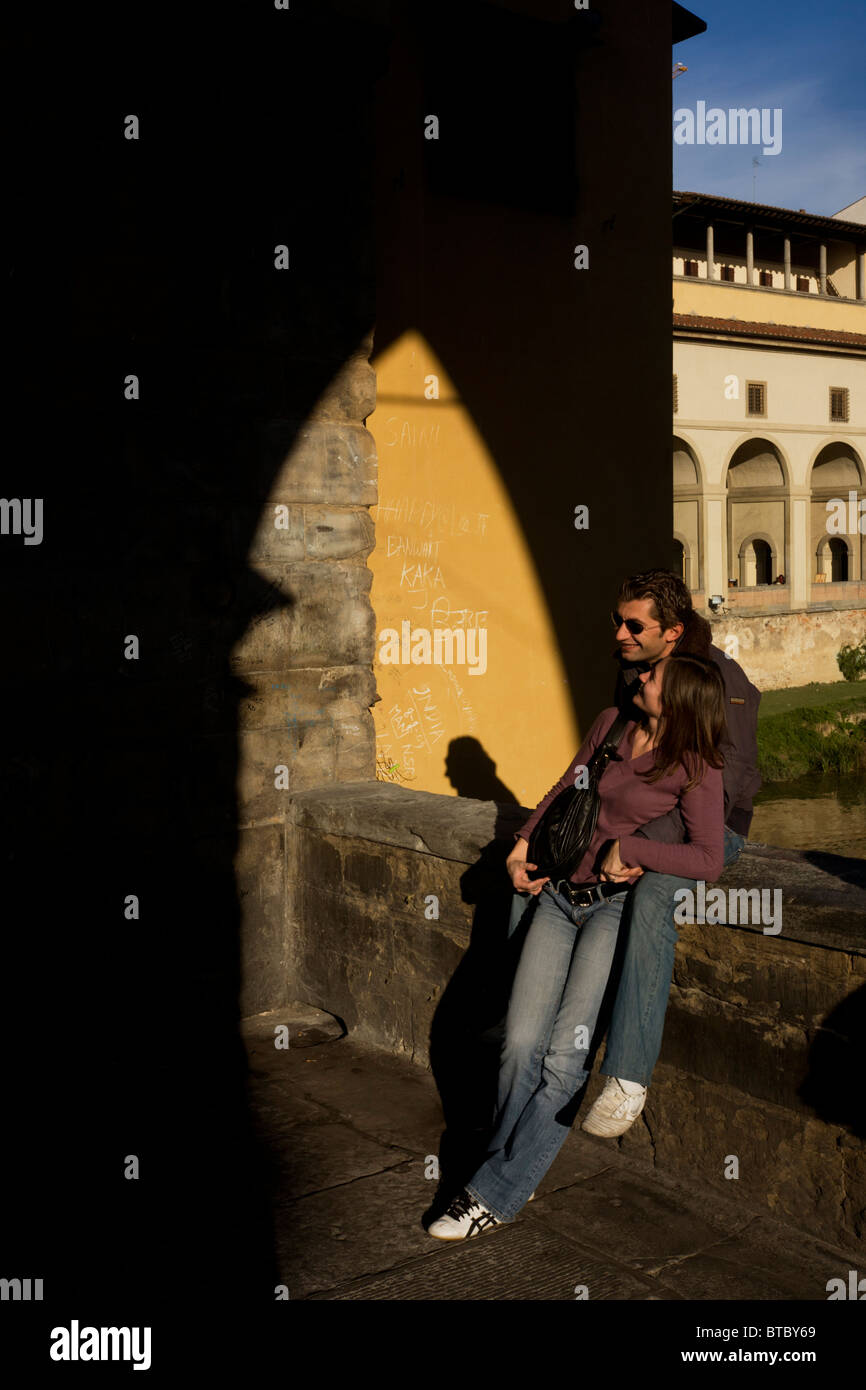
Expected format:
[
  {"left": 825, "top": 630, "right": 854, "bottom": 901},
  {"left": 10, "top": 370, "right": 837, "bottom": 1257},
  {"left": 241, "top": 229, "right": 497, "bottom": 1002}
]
[{"left": 639, "top": 653, "right": 727, "bottom": 792}]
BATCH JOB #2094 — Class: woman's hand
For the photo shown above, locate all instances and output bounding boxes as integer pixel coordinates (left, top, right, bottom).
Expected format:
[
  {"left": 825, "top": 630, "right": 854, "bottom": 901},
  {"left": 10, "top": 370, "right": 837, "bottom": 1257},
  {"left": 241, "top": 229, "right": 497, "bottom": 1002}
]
[
  {"left": 507, "top": 842, "right": 550, "bottom": 896},
  {"left": 600, "top": 838, "right": 644, "bottom": 883}
]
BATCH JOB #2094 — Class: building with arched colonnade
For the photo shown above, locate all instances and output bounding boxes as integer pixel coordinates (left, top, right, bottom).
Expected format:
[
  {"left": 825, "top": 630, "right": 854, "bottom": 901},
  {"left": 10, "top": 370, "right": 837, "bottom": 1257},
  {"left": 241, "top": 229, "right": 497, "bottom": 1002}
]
[{"left": 672, "top": 191, "right": 866, "bottom": 685}]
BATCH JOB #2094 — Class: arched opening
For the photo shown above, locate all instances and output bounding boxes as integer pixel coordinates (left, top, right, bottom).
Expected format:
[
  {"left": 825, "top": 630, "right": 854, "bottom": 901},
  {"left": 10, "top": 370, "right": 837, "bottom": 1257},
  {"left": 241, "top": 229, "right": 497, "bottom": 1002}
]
[
  {"left": 753, "top": 538, "right": 772, "bottom": 585},
  {"left": 726, "top": 440, "right": 786, "bottom": 590},
  {"left": 829, "top": 537, "right": 849, "bottom": 582},
  {"left": 673, "top": 437, "right": 701, "bottom": 592},
  {"left": 809, "top": 443, "right": 864, "bottom": 585},
  {"left": 739, "top": 535, "right": 775, "bottom": 587},
  {"left": 817, "top": 535, "right": 852, "bottom": 583}
]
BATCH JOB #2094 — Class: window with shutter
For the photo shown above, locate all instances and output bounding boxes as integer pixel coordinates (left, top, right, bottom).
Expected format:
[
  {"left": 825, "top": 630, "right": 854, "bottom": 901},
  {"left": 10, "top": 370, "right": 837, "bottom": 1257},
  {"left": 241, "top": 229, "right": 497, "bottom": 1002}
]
[
  {"left": 830, "top": 387, "right": 849, "bottom": 423},
  {"left": 746, "top": 382, "right": 766, "bottom": 416}
]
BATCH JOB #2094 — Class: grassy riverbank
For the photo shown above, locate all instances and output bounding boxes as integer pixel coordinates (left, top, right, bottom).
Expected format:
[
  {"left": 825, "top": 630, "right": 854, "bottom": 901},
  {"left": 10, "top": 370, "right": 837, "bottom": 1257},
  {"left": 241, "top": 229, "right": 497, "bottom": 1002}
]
[{"left": 756, "top": 680, "right": 866, "bottom": 781}]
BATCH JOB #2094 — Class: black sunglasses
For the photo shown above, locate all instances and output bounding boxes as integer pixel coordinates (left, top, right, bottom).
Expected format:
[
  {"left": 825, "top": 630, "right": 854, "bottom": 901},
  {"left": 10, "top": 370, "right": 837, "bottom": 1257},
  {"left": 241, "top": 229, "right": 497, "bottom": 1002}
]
[{"left": 610, "top": 611, "right": 663, "bottom": 637}]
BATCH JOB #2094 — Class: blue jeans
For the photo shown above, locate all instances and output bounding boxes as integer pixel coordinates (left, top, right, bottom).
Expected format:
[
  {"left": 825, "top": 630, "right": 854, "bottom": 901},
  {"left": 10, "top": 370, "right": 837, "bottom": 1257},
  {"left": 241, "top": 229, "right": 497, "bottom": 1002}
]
[
  {"left": 466, "top": 882, "right": 630, "bottom": 1223},
  {"left": 600, "top": 826, "right": 747, "bottom": 1087}
]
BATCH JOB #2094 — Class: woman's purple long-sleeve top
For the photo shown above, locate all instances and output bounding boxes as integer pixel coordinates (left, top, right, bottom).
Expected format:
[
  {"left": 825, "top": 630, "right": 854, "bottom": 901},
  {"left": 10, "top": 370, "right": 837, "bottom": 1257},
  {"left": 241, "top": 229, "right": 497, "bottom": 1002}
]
[{"left": 516, "top": 707, "right": 724, "bottom": 885}]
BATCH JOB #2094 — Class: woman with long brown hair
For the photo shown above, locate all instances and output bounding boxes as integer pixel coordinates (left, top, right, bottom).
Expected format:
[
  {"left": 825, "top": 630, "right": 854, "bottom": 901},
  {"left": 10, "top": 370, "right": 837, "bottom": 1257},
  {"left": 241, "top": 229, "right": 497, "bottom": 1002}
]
[{"left": 429, "top": 652, "right": 727, "bottom": 1240}]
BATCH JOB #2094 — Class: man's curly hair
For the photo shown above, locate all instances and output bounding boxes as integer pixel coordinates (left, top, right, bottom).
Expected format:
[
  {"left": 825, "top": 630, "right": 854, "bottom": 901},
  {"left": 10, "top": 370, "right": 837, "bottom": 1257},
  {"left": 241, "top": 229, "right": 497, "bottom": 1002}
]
[{"left": 616, "top": 569, "right": 711, "bottom": 655}]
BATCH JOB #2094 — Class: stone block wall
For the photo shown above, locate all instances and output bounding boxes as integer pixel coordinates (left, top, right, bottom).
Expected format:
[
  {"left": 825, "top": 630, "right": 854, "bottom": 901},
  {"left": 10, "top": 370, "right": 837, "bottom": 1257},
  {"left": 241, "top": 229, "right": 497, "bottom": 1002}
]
[
  {"left": 629, "top": 844, "right": 865, "bottom": 1249},
  {"left": 233, "top": 345, "right": 380, "bottom": 1016},
  {"left": 279, "top": 782, "right": 866, "bottom": 1251},
  {"left": 708, "top": 607, "right": 866, "bottom": 688}
]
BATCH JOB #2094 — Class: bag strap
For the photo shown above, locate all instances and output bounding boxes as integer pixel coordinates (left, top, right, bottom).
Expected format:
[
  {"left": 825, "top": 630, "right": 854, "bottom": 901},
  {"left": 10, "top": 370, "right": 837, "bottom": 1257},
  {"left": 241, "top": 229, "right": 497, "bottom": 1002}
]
[{"left": 593, "top": 712, "right": 631, "bottom": 764}]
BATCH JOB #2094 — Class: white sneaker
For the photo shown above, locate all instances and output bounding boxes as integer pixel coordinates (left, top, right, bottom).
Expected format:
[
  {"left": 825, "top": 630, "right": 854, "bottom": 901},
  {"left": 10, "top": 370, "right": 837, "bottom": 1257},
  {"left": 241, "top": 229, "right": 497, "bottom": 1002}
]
[
  {"left": 428, "top": 1189, "right": 503, "bottom": 1240},
  {"left": 581, "top": 1077, "right": 647, "bottom": 1137}
]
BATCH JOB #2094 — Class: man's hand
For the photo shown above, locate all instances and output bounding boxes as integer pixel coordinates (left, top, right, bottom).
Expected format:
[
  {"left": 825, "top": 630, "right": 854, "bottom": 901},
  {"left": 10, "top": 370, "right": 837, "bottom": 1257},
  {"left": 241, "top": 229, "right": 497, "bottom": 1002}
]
[
  {"left": 507, "top": 841, "right": 550, "bottom": 896},
  {"left": 600, "top": 838, "right": 644, "bottom": 883}
]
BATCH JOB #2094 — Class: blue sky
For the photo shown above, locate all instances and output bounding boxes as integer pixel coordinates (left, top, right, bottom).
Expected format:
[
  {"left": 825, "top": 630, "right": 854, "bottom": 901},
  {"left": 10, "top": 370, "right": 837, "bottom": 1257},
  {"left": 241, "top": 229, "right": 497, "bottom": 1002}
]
[{"left": 672, "top": 0, "right": 866, "bottom": 216}]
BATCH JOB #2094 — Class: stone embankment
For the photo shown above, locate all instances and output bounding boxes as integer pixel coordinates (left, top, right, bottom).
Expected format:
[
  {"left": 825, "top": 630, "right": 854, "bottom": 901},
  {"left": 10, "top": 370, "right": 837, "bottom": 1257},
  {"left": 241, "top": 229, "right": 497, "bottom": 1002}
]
[{"left": 234, "top": 782, "right": 866, "bottom": 1253}]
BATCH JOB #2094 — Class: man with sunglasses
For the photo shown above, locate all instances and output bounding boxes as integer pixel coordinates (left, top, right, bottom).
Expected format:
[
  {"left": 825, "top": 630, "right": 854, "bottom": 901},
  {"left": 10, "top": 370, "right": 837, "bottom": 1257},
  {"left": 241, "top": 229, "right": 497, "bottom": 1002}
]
[{"left": 573, "top": 568, "right": 761, "bottom": 1136}]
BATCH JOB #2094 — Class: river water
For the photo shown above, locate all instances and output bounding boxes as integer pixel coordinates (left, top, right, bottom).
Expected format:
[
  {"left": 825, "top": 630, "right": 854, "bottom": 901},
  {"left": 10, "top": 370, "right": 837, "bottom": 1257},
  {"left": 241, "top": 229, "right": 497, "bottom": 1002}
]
[{"left": 749, "top": 771, "right": 866, "bottom": 859}]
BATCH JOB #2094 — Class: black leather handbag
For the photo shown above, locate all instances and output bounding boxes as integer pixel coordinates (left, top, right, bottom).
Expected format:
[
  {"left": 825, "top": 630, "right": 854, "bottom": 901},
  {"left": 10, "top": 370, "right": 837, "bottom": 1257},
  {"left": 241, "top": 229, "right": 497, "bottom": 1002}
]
[{"left": 527, "top": 714, "right": 631, "bottom": 881}]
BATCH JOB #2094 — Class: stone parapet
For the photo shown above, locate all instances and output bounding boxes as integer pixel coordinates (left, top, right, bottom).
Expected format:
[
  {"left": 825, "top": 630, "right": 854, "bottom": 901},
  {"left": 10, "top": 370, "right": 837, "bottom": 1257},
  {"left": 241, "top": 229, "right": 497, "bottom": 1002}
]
[
  {"left": 708, "top": 607, "right": 866, "bottom": 688},
  {"left": 275, "top": 781, "right": 866, "bottom": 1249}
]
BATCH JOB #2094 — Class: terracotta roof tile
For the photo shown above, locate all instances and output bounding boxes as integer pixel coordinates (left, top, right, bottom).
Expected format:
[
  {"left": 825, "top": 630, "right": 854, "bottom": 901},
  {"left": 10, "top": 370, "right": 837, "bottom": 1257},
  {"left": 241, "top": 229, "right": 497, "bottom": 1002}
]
[{"left": 673, "top": 313, "right": 866, "bottom": 348}]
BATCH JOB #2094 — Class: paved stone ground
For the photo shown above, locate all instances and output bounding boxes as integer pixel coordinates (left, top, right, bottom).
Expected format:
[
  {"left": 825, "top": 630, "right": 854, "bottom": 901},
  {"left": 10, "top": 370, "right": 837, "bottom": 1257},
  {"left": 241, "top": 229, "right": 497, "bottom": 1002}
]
[{"left": 240, "top": 1008, "right": 855, "bottom": 1304}]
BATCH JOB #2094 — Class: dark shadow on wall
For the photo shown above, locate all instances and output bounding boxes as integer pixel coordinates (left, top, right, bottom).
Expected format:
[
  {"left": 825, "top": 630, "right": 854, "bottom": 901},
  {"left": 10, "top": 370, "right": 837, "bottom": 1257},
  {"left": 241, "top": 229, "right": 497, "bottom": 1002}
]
[
  {"left": 5, "top": 0, "right": 684, "bottom": 1351},
  {"left": 6, "top": 0, "right": 391, "bottom": 1359},
  {"left": 800, "top": 847, "right": 866, "bottom": 1141},
  {"left": 799, "top": 983, "right": 866, "bottom": 1140},
  {"left": 427, "top": 819, "right": 534, "bottom": 1202},
  {"left": 445, "top": 737, "right": 519, "bottom": 803},
  {"left": 803, "top": 850, "right": 866, "bottom": 890}
]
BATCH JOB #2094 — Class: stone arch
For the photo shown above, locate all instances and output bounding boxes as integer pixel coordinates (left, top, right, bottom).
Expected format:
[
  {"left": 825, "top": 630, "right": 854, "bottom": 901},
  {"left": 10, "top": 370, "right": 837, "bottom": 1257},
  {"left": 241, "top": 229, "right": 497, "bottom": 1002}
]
[
  {"left": 723, "top": 436, "right": 790, "bottom": 490},
  {"left": 673, "top": 435, "right": 702, "bottom": 592},
  {"left": 809, "top": 441, "right": 864, "bottom": 584},
  {"left": 673, "top": 531, "right": 693, "bottom": 588},
  {"left": 673, "top": 434, "right": 702, "bottom": 487},
  {"left": 816, "top": 534, "right": 852, "bottom": 583},
  {"left": 724, "top": 437, "right": 788, "bottom": 589},
  {"left": 807, "top": 440, "right": 865, "bottom": 488},
  {"left": 737, "top": 532, "right": 776, "bottom": 587}
]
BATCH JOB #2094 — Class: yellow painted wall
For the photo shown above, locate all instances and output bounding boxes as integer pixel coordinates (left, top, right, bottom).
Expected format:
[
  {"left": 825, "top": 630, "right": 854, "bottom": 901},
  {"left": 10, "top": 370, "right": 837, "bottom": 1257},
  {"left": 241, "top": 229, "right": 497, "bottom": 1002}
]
[
  {"left": 674, "top": 278, "right": 866, "bottom": 333},
  {"left": 367, "top": 330, "right": 578, "bottom": 807}
]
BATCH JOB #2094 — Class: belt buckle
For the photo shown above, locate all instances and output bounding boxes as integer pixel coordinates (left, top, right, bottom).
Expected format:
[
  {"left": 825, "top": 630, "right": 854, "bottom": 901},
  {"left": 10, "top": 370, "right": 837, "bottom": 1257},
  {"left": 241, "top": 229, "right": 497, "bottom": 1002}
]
[{"left": 573, "top": 888, "right": 594, "bottom": 908}]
